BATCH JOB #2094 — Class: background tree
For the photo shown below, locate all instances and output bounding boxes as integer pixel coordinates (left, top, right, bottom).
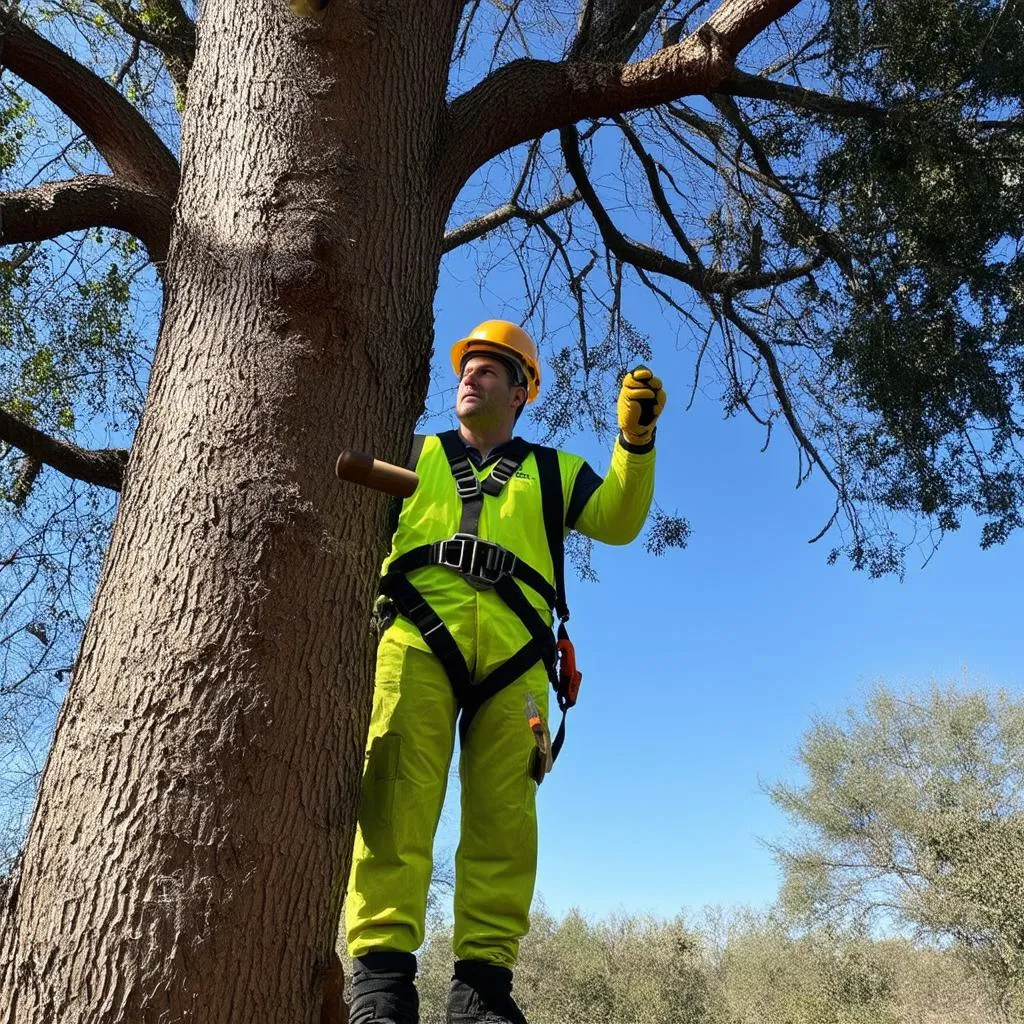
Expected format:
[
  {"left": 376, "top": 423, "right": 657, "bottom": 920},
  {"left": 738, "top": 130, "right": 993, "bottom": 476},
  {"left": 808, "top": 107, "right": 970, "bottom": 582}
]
[
  {"left": 770, "top": 682, "right": 1024, "bottom": 1019},
  {"left": 414, "top": 904, "right": 1001, "bottom": 1023},
  {"left": 417, "top": 906, "right": 722, "bottom": 1024},
  {"left": 0, "top": 16, "right": 157, "bottom": 875},
  {"left": 2, "top": 0, "right": 1024, "bottom": 1019}
]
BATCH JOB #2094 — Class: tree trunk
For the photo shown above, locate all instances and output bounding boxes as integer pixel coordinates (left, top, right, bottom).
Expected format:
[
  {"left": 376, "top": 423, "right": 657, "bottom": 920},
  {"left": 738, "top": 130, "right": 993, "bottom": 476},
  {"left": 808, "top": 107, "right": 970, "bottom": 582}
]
[{"left": 0, "top": 3, "right": 461, "bottom": 1020}]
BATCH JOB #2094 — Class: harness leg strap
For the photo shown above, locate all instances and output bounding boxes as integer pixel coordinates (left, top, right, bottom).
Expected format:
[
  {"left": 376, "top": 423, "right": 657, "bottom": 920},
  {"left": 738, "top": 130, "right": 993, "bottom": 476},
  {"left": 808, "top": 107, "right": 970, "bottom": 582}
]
[
  {"left": 457, "top": 576, "right": 558, "bottom": 743},
  {"left": 379, "top": 574, "right": 473, "bottom": 705}
]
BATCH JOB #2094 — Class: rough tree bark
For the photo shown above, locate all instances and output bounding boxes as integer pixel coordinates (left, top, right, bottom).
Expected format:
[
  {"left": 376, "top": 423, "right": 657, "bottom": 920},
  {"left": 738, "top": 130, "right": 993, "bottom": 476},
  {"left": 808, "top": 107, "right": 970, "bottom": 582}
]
[{"left": 0, "top": 0, "right": 799, "bottom": 1020}]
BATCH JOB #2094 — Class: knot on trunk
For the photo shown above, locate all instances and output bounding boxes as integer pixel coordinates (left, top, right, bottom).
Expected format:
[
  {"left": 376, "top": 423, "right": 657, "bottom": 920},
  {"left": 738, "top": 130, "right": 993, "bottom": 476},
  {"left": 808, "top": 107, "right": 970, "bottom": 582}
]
[{"left": 270, "top": 222, "right": 340, "bottom": 315}]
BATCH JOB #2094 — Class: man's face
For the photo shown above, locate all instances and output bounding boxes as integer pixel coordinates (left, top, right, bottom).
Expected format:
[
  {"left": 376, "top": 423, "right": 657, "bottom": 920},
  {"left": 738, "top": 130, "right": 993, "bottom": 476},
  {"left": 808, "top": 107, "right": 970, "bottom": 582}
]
[{"left": 456, "top": 354, "right": 525, "bottom": 428}]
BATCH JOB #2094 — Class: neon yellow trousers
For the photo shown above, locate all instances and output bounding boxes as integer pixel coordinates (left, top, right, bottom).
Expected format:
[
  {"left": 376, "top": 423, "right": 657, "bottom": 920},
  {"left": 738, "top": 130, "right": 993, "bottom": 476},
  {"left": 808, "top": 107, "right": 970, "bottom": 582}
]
[{"left": 345, "top": 623, "right": 549, "bottom": 969}]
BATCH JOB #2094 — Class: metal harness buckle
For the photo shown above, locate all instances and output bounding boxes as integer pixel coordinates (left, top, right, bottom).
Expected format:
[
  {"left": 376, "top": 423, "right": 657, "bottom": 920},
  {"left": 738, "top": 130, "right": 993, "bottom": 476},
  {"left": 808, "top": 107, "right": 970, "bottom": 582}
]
[
  {"left": 482, "top": 455, "right": 518, "bottom": 494},
  {"left": 451, "top": 460, "right": 481, "bottom": 500},
  {"left": 434, "top": 533, "right": 518, "bottom": 589}
]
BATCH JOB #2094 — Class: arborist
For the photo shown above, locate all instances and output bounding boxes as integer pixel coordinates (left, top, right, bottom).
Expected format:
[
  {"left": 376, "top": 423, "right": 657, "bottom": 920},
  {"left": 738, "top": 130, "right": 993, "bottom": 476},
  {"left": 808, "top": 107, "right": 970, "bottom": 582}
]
[{"left": 345, "top": 320, "right": 665, "bottom": 1024}]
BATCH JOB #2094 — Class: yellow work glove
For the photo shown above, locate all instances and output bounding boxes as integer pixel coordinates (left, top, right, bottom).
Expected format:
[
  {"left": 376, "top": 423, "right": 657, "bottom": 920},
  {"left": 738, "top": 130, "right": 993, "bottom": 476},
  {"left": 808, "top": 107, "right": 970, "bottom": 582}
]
[{"left": 617, "top": 366, "right": 666, "bottom": 446}]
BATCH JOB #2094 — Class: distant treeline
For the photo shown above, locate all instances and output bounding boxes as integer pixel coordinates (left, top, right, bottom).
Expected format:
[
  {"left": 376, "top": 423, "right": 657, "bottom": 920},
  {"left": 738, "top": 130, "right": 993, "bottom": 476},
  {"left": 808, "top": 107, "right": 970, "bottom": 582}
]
[{"left": 411, "top": 907, "right": 1002, "bottom": 1024}]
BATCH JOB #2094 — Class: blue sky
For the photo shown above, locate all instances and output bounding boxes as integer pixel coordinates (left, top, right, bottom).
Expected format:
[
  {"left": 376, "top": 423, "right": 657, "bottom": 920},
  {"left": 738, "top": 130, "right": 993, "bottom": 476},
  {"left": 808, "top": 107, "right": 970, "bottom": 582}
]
[
  {"left": 424, "top": 253, "right": 1024, "bottom": 924},
  {"left": 6, "top": 0, "right": 1020, "bottom": 949}
]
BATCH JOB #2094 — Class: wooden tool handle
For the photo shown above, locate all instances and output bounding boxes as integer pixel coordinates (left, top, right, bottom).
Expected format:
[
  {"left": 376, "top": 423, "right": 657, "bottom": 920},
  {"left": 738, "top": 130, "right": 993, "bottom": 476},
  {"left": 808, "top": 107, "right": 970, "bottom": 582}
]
[{"left": 334, "top": 450, "right": 419, "bottom": 498}]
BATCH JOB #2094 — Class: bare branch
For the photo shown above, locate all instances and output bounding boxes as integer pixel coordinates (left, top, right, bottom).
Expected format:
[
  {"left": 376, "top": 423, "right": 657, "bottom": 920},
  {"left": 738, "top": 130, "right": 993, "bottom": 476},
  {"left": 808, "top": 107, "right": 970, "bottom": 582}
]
[
  {"left": 443, "top": 0, "right": 801, "bottom": 192},
  {"left": 720, "top": 292, "right": 844, "bottom": 499},
  {"left": 93, "top": 0, "right": 196, "bottom": 100},
  {"left": 442, "top": 192, "right": 579, "bottom": 253},
  {"left": 560, "top": 122, "right": 820, "bottom": 294},
  {"left": 0, "top": 11, "right": 180, "bottom": 201},
  {"left": 0, "top": 175, "right": 173, "bottom": 264},
  {"left": 111, "top": 35, "right": 142, "bottom": 89},
  {"left": 0, "top": 408, "right": 127, "bottom": 492},
  {"left": 454, "top": 0, "right": 485, "bottom": 64},
  {"left": 720, "top": 68, "right": 886, "bottom": 120},
  {"left": 710, "top": 92, "right": 858, "bottom": 280},
  {"left": 721, "top": 69, "right": 1024, "bottom": 143},
  {"left": 612, "top": 114, "right": 705, "bottom": 267}
]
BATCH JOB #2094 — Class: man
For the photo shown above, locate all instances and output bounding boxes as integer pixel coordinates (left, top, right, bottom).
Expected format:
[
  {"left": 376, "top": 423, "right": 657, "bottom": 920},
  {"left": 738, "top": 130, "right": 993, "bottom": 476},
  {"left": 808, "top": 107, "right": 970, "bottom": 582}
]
[{"left": 345, "top": 320, "right": 665, "bottom": 1024}]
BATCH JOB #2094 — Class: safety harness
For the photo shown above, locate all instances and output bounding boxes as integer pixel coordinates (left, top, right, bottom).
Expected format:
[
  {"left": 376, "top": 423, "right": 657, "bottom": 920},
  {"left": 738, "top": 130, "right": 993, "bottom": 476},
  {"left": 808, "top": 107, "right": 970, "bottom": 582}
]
[{"left": 378, "top": 430, "right": 581, "bottom": 770}]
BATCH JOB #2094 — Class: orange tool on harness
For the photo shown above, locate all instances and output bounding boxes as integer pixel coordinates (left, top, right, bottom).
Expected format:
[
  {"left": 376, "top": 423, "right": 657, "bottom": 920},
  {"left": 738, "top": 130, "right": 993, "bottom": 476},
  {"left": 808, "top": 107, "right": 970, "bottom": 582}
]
[{"left": 555, "top": 623, "right": 582, "bottom": 708}]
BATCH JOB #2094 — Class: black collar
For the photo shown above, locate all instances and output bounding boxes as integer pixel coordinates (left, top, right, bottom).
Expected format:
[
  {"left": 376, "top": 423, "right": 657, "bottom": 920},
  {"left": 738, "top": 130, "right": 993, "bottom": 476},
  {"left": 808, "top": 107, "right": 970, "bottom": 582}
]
[{"left": 456, "top": 430, "right": 522, "bottom": 470}]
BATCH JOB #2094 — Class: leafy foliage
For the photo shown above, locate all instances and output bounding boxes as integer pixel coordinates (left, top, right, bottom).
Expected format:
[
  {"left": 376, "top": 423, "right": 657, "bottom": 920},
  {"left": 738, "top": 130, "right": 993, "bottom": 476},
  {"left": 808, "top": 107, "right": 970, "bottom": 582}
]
[
  {"left": 0, "top": 41, "right": 155, "bottom": 857},
  {"left": 0, "top": 482, "right": 114, "bottom": 876},
  {"left": 770, "top": 682, "right": 1024, "bottom": 1014},
  {"left": 1, "top": 245, "right": 142, "bottom": 441},
  {"left": 0, "top": 88, "right": 31, "bottom": 173},
  {"left": 804, "top": 0, "right": 1024, "bottom": 562},
  {"left": 409, "top": 904, "right": 1000, "bottom": 1023}
]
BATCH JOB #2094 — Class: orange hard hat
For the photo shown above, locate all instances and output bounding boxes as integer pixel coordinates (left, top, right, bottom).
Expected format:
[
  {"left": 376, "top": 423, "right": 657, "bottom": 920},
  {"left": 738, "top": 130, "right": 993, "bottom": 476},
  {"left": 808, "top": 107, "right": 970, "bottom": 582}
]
[{"left": 450, "top": 320, "right": 541, "bottom": 403}]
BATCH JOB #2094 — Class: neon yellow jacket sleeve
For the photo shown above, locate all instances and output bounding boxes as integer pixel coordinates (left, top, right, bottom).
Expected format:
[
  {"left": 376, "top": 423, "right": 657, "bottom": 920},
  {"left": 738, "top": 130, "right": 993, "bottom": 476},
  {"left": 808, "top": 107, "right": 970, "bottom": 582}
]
[{"left": 573, "top": 439, "right": 655, "bottom": 545}]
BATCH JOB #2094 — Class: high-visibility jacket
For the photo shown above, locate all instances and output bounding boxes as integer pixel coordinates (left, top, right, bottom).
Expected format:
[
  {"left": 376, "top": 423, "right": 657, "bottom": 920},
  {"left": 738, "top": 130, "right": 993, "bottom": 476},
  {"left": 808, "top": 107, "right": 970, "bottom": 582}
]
[{"left": 381, "top": 430, "right": 655, "bottom": 680}]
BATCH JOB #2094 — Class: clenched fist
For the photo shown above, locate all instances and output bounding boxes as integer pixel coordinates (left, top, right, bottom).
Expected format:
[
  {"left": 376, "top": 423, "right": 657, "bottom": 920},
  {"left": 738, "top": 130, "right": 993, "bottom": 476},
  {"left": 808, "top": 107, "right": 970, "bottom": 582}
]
[{"left": 617, "top": 366, "right": 666, "bottom": 446}]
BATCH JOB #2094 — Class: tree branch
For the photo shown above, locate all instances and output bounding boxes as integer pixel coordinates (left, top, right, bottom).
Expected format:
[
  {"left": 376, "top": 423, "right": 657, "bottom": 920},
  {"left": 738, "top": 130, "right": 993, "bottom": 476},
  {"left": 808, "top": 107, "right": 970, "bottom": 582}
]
[
  {"left": 0, "top": 11, "right": 180, "bottom": 200},
  {"left": 0, "top": 408, "right": 127, "bottom": 492},
  {"left": 442, "top": 192, "right": 579, "bottom": 253},
  {"left": 0, "top": 175, "right": 173, "bottom": 264},
  {"left": 560, "top": 122, "right": 819, "bottom": 294},
  {"left": 442, "top": 0, "right": 800, "bottom": 193},
  {"left": 94, "top": 0, "right": 196, "bottom": 101},
  {"left": 720, "top": 292, "right": 843, "bottom": 497},
  {"left": 568, "top": 0, "right": 665, "bottom": 62},
  {"left": 612, "top": 113, "right": 707, "bottom": 267},
  {"left": 710, "top": 92, "right": 858, "bottom": 281},
  {"left": 719, "top": 68, "right": 886, "bottom": 120}
]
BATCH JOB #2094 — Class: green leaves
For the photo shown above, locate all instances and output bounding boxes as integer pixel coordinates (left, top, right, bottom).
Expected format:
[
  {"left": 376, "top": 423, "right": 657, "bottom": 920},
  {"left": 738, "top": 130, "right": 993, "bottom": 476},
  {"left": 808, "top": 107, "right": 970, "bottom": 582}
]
[
  {"left": 0, "top": 239, "right": 147, "bottom": 507},
  {"left": 774, "top": 0, "right": 1024, "bottom": 567},
  {"left": 0, "top": 90, "right": 32, "bottom": 174},
  {"left": 771, "top": 682, "right": 1024, "bottom": 1009},
  {"left": 414, "top": 904, "right": 999, "bottom": 1023},
  {"left": 828, "top": 0, "right": 1024, "bottom": 104}
]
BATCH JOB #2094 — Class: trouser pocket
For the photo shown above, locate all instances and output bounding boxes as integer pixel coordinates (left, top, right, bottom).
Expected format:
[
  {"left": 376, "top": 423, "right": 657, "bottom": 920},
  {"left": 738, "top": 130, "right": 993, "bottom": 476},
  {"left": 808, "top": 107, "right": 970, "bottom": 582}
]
[{"left": 361, "top": 732, "right": 401, "bottom": 834}]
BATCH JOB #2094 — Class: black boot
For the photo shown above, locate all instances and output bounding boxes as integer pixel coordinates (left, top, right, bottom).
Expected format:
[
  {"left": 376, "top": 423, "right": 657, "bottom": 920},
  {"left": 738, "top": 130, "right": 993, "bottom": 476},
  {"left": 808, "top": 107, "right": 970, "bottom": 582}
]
[
  {"left": 446, "top": 959, "right": 527, "bottom": 1024},
  {"left": 348, "top": 951, "right": 419, "bottom": 1024}
]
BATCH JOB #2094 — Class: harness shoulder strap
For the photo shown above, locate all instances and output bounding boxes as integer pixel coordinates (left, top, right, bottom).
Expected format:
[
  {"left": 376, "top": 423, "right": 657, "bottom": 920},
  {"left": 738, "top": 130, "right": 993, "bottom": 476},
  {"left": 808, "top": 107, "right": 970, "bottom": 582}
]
[
  {"left": 480, "top": 437, "right": 532, "bottom": 496},
  {"left": 437, "top": 430, "right": 533, "bottom": 536},
  {"left": 407, "top": 433, "right": 427, "bottom": 471},
  {"left": 533, "top": 445, "right": 568, "bottom": 622},
  {"left": 437, "top": 429, "right": 479, "bottom": 504}
]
